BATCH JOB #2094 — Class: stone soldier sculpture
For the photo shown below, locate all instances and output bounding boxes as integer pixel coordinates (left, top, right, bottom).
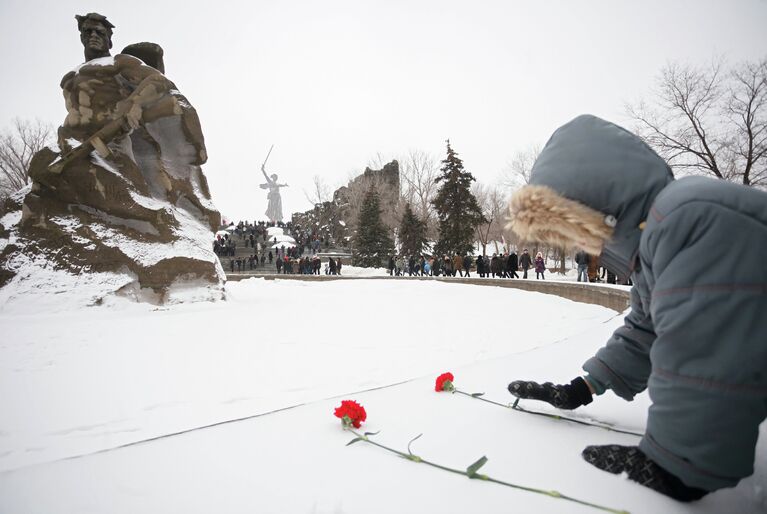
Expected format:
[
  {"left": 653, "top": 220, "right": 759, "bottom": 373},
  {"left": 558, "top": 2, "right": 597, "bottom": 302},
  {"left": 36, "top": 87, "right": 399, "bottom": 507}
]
[
  {"left": 0, "top": 13, "right": 223, "bottom": 301},
  {"left": 77, "top": 12, "right": 113, "bottom": 61}
]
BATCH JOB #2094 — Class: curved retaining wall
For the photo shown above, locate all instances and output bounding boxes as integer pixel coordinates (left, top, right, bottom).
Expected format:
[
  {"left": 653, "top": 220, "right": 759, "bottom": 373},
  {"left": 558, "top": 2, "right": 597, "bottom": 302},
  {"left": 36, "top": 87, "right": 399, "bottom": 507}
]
[{"left": 225, "top": 274, "right": 631, "bottom": 313}]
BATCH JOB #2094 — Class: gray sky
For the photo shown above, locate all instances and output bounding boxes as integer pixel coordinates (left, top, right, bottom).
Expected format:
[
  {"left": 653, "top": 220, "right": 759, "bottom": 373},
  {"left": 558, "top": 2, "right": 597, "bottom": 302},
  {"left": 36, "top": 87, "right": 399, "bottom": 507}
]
[{"left": 1, "top": 0, "right": 765, "bottom": 222}]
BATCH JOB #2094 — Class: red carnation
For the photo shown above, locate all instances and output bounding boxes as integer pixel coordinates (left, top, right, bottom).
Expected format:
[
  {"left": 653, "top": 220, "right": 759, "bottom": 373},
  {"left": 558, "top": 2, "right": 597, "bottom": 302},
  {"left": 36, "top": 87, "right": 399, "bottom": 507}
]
[
  {"left": 435, "top": 372, "right": 455, "bottom": 392},
  {"left": 334, "top": 400, "right": 367, "bottom": 428}
]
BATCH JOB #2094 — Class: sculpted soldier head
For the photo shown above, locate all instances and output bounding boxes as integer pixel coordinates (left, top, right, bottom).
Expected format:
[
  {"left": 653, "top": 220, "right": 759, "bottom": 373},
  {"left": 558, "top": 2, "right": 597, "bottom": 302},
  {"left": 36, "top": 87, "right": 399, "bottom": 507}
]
[{"left": 75, "top": 13, "right": 115, "bottom": 62}]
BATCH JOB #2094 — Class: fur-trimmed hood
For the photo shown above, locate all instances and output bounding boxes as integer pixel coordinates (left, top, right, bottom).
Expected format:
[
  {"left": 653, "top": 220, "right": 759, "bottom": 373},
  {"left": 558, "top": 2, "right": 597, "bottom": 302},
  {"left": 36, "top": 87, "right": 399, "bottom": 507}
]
[
  {"left": 508, "top": 184, "right": 614, "bottom": 256},
  {"left": 507, "top": 115, "right": 674, "bottom": 277}
]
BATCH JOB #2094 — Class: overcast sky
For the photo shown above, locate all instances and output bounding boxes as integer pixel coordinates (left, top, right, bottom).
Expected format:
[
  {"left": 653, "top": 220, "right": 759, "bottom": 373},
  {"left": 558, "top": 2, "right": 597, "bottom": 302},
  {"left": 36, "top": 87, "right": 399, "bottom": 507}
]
[{"left": 1, "top": 0, "right": 765, "bottom": 222}]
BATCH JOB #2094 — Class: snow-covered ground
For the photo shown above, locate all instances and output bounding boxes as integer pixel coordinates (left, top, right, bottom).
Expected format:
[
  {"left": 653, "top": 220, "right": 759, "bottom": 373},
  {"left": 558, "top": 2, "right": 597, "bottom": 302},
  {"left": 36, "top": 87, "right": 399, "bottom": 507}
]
[{"left": 0, "top": 278, "right": 763, "bottom": 513}]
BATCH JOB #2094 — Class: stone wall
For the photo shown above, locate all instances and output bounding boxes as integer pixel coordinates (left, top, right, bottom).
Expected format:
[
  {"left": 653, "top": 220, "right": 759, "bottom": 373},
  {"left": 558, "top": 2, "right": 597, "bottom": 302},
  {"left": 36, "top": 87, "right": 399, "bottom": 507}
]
[{"left": 226, "top": 274, "right": 631, "bottom": 313}]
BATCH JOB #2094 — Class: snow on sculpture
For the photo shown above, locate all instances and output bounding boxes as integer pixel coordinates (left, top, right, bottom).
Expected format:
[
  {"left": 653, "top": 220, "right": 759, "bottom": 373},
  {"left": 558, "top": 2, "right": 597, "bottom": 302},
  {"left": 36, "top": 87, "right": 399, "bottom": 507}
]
[{"left": 0, "top": 12, "right": 224, "bottom": 305}]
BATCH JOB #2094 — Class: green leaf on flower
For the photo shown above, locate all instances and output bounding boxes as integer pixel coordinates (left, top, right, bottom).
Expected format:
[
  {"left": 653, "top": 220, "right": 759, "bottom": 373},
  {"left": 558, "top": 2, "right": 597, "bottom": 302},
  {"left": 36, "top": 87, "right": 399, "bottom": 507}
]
[
  {"left": 346, "top": 437, "right": 363, "bottom": 446},
  {"left": 471, "top": 392, "right": 485, "bottom": 397},
  {"left": 364, "top": 431, "right": 380, "bottom": 437},
  {"left": 407, "top": 433, "right": 423, "bottom": 455},
  {"left": 466, "top": 456, "right": 488, "bottom": 477}
]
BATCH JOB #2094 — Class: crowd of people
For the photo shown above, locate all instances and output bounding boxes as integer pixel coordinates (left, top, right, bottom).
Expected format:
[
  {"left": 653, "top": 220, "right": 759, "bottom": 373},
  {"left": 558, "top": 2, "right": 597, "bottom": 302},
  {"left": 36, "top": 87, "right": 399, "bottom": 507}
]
[
  {"left": 214, "top": 221, "right": 625, "bottom": 283},
  {"left": 224, "top": 253, "right": 345, "bottom": 275},
  {"left": 214, "top": 219, "right": 345, "bottom": 275},
  {"left": 384, "top": 249, "right": 621, "bottom": 282},
  {"left": 386, "top": 250, "right": 544, "bottom": 278},
  {"left": 214, "top": 220, "right": 331, "bottom": 255}
]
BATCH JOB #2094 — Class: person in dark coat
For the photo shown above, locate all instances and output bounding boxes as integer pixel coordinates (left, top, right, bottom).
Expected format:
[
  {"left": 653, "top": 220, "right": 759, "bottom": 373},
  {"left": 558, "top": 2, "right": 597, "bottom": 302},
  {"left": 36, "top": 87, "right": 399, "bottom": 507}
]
[
  {"left": 506, "top": 114, "right": 767, "bottom": 502},
  {"left": 462, "top": 254, "right": 472, "bottom": 278},
  {"left": 499, "top": 253, "right": 509, "bottom": 278},
  {"left": 575, "top": 250, "right": 590, "bottom": 282},
  {"left": 519, "top": 249, "right": 532, "bottom": 278},
  {"left": 507, "top": 251, "right": 519, "bottom": 278},
  {"left": 490, "top": 254, "right": 501, "bottom": 278}
]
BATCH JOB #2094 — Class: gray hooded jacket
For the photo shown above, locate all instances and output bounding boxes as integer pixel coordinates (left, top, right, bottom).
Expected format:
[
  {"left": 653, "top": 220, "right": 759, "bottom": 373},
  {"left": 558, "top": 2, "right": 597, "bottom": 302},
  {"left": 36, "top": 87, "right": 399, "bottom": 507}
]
[{"left": 530, "top": 115, "right": 767, "bottom": 491}]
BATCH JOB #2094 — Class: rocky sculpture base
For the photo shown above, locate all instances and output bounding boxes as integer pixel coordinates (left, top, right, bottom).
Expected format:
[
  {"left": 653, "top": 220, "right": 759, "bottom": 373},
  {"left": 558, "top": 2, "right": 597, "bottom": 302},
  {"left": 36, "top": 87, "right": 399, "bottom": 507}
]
[
  {"left": 0, "top": 183, "right": 224, "bottom": 308},
  {"left": 0, "top": 53, "right": 224, "bottom": 307}
]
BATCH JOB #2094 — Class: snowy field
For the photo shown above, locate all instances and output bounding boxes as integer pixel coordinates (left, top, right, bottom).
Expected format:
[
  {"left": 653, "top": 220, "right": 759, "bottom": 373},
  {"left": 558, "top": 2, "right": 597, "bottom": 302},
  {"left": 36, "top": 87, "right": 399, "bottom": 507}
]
[{"left": 0, "top": 278, "right": 764, "bottom": 513}]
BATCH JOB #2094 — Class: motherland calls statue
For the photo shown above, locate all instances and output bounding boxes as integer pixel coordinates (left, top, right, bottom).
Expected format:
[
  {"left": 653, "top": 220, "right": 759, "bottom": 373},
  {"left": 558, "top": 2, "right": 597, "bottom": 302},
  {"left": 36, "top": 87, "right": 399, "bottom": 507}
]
[
  {"left": 0, "top": 13, "right": 224, "bottom": 305},
  {"left": 259, "top": 146, "right": 288, "bottom": 222}
]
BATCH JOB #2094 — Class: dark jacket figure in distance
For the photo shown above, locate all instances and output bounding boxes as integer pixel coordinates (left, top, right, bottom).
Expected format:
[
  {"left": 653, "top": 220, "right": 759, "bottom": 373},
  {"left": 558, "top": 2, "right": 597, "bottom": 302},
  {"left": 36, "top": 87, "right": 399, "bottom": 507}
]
[
  {"left": 507, "top": 114, "right": 767, "bottom": 502},
  {"left": 462, "top": 254, "right": 472, "bottom": 277},
  {"left": 476, "top": 255, "right": 485, "bottom": 277},
  {"left": 507, "top": 251, "right": 519, "bottom": 278},
  {"left": 519, "top": 249, "right": 532, "bottom": 278},
  {"left": 575, "top": 250, "right": 590, "bottom": 282}
]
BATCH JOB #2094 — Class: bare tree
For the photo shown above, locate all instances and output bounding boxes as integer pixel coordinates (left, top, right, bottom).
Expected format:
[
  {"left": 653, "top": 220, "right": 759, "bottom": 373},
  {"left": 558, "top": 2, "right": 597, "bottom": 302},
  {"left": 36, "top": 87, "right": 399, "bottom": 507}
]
[
  {"left": 473, "top": 182, "right": 507, "bottom": 256},
  {"left": 728, "top": 59, "right": 767, "bottom": 186},
  {"left": 499, "top": 144, "right": 541, "bottom": 255},
  {"left": 501, "top": 144, "right": 541, "bottom": 191},
  {"left": 303, "top": 174, "right": 331, "bottom": 207},
  {"left": 301, "top": 174, "right": 334, "bottom": 240},
  {"left": 628, "top": 57, "right": 767, "bottom": 187},
  {"left": 0, "top": 118, "right": 54, "bottom": 198},
  {"left": 399, "top": 149, "right": 439, "bottom": 236}
]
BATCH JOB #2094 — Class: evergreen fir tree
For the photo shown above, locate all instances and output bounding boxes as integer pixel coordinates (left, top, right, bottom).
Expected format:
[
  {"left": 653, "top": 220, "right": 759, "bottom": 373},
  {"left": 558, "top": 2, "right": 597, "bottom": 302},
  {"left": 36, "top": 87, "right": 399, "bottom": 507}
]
[
  {"left": 352, "top": 188, "right": 394, "bottom": 267},
  {"left": 398, "top": 203, "right": 428, "bottom": 258},
  {"left": 432, "top": 140, "right": 485, "bottom": 256}
]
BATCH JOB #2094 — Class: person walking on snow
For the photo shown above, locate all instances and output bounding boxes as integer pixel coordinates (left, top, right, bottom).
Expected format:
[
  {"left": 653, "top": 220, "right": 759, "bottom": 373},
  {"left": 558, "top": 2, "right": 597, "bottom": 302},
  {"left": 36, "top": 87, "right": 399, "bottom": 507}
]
[
  {"left": 519, "top": 249, "right": 532, "bottom": 278},
  {"left": 506, "top": 114, "right": 767, "bottom": 502},
  {"left": 462, "top": 254, "right": 472, "bottom": 278},
  {"left": 534, "top": 252, "right": 546, "bottom": 279},
  {"left": 575, "top": 250, "right": 590, "bottom": 282},
  {"left": 453, "top": 254, "right": 464, "bottom": 277},
  {"left": 507, "top": 250, "right": 519, "bottom": 278}
]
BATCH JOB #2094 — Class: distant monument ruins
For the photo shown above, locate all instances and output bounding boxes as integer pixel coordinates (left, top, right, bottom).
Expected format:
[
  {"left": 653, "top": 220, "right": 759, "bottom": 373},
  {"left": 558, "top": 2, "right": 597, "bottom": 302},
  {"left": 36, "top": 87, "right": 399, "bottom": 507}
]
[
  {"left": 0, "top": 13, "right": 224, "bottom": 304},
  {"left": 292, "top": 160, "right": 400, "bottom": 247}
]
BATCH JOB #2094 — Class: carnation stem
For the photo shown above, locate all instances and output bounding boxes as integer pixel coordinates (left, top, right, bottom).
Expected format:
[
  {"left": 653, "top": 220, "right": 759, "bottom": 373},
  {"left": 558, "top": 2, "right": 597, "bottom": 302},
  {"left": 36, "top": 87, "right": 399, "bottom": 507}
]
[
  {"left": 453, "top": 390, "right": 642, "bottom": 437},
  {"left": 345, "top": 428, "right": 629, "bottom": 514}
]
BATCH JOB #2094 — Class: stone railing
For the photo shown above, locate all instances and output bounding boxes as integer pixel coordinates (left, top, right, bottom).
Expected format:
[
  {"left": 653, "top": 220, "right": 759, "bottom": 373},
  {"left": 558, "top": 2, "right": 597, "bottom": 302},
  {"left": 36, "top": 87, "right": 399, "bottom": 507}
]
[{"left": 225, "top": 274, "right": 631, "bottom": 313}]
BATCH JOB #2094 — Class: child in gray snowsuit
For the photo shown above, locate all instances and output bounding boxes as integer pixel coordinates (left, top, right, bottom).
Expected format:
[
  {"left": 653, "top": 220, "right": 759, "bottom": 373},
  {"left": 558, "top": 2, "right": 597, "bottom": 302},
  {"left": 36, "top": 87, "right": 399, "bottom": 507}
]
[{"left": 507, "top": 114, "right": 767, "bottom": 502}]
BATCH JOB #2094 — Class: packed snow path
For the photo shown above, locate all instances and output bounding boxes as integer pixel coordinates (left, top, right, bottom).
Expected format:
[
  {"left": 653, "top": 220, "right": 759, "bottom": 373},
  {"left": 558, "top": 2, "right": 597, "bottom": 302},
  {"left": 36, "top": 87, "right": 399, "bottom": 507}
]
[{"left": 0, "top": 279, "right": 764, "bottom": 513}]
